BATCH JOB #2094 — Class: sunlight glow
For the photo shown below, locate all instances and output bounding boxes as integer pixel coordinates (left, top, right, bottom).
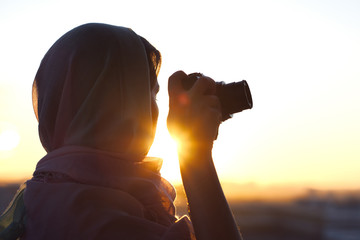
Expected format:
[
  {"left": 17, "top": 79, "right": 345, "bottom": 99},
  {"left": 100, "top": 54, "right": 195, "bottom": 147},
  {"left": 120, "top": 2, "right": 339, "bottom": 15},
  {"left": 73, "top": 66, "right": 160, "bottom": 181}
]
[
  {"left": 148, "top": 128, "right": 182, "bottom": 183},
  {"left": 0, "top": 127, "right": 20, "bottom": 151}
]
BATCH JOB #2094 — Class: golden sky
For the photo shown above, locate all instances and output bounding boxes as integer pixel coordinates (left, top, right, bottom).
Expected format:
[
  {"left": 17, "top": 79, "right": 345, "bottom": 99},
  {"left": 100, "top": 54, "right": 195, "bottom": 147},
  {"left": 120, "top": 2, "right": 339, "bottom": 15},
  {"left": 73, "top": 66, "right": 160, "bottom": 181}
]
[{"left": 0, "top": 0, "right": 359, "bottom": 191}]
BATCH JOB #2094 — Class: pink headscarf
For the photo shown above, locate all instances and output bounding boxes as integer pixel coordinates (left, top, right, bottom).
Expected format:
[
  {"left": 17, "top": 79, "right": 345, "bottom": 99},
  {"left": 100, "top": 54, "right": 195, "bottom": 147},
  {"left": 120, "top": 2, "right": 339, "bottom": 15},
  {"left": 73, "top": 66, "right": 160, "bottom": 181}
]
[
  {"left": 24, "top": 23, "right": 194, "bottom": 239},
  {"left": 32, "top": 23, "right": 155, "bottom": 159}
]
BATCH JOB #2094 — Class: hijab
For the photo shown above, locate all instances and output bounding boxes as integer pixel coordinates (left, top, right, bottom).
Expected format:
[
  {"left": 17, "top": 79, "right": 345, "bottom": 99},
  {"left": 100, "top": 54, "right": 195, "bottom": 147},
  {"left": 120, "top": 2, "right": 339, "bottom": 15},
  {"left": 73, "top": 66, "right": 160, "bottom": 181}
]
[
  {"left": 32, "top": 23, "right": 157, "bottom": 160},
  {"left": 21, "top": 24, "right": 197, "bottom": 239}
]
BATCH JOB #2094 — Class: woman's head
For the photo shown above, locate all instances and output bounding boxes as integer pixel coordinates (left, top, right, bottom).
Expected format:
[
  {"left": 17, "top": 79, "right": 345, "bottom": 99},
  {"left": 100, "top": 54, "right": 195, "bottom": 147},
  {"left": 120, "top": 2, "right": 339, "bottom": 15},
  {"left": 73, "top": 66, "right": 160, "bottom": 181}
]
[{"left": 33, "top": 23, "right": 161, "bottom": 160}]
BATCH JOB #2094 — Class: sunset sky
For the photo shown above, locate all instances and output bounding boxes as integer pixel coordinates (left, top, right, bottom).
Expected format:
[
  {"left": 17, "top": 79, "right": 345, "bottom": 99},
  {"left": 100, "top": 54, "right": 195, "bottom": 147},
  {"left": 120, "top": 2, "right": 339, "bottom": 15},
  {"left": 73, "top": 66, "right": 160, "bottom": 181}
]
[{"left": 0, "top": 0, "right": 359, "bottom": 192}]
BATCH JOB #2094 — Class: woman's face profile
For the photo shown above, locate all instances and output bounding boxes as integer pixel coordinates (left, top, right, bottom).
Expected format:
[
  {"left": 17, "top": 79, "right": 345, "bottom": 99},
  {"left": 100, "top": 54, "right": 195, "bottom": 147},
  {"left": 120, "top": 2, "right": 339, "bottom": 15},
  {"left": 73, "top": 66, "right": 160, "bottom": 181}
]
[{"left": 151, "top": 80, "right": 160, "bottom": 133}]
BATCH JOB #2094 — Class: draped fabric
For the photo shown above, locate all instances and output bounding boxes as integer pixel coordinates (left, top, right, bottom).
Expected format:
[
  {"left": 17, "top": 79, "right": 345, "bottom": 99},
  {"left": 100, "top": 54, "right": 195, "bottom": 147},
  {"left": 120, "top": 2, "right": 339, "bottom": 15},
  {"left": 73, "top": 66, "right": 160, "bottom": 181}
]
[
  {"left": 21, "top": 23, "right": 194, "bottom": 239},
  {"left": 23, "top": 146, "right": 193, "bottom": 239},
  {"left": 32, "top": 23, "right": 155, "bottom": 159}
]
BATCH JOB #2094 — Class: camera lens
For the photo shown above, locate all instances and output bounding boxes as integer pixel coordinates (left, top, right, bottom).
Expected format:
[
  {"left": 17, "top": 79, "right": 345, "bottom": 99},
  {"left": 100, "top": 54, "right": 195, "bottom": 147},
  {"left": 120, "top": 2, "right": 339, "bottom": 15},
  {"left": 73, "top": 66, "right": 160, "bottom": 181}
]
[{"left": 216, "top": 80, "right": 253, "bottom": 121}]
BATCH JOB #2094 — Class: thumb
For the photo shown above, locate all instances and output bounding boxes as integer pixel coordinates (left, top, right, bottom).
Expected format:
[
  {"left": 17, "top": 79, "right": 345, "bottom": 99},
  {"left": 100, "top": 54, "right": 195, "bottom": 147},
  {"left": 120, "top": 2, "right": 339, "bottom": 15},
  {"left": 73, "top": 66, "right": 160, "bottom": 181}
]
[{"left": 168, "top": 70, "right": 187, "bottom": 98}]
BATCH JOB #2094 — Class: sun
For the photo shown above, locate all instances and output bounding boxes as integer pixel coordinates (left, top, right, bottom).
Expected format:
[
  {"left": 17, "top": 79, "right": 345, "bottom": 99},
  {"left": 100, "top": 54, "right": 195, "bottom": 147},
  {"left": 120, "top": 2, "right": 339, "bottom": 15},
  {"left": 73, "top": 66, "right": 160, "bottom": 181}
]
[
  {"left": 148, "top": 127, "right": 182, "bottom": 184},
  {"left": 0, "top": 122, "right": 21, "bottom": 151}
]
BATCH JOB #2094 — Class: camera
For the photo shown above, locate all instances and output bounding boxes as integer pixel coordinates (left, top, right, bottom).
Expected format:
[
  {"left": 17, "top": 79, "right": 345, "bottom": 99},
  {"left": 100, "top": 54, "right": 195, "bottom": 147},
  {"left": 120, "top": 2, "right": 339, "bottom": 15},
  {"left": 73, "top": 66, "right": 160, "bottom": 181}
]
[{"left": 182, "top": 73, "right": 253, "bottom": 121}]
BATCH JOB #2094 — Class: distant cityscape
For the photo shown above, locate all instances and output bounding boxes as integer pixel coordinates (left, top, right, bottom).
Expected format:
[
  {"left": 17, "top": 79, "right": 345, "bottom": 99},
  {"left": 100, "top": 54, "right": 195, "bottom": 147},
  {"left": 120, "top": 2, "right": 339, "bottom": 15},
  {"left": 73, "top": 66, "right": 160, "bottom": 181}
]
[
  {"left": 1, "top": 183, "right": 360, "bottom": 240},
  {"left": 174, "top": 185, "right": 360, "bottom": 240}
]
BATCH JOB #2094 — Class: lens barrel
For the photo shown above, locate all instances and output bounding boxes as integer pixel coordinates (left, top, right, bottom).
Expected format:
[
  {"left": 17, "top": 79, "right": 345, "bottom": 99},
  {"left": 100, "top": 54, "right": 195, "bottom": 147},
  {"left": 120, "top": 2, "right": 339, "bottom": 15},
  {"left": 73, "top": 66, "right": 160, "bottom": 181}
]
[{"left": 216, "top": 80, "right": 253, "bottom": 121}]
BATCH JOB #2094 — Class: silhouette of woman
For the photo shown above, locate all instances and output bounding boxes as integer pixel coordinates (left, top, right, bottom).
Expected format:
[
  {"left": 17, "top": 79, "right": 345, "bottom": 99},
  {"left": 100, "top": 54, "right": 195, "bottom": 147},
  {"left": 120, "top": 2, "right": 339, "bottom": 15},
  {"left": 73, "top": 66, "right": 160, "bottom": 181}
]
[{"left": 0, "top": 23, "right": 242, "bottom": 240}]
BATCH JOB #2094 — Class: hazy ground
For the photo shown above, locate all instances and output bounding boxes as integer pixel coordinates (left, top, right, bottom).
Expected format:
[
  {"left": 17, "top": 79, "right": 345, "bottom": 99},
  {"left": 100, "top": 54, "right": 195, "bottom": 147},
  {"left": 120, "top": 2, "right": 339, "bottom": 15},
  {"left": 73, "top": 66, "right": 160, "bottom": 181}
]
[{"left": 1, "top": 182, "right": 360, "bottom": 240}]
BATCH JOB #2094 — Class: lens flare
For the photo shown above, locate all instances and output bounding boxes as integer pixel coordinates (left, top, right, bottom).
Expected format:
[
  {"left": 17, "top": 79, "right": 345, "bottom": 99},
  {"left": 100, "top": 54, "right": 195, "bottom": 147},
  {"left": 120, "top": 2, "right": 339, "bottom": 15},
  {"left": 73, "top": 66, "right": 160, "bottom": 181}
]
[
  {"left": 148, "top": 128, "right": 182, "bottom": 183},
  {"left": 178, "top": 93, "right": 190, "bottom": 106}
]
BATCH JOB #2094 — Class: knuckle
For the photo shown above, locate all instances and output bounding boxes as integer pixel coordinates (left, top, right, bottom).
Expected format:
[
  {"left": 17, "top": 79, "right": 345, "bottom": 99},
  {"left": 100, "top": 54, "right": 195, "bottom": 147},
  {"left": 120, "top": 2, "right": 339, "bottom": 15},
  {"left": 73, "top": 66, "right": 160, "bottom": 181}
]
[{"left": 169, "top": 70, "right": 186, "bottom": 80}]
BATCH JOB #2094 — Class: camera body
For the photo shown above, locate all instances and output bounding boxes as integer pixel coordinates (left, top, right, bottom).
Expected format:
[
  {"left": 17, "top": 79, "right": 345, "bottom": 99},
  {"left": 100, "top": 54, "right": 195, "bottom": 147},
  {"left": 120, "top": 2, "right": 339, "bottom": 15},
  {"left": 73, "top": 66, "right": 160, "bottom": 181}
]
[{"left": 182, "top": 73, "right": 253, "bottom": 121}]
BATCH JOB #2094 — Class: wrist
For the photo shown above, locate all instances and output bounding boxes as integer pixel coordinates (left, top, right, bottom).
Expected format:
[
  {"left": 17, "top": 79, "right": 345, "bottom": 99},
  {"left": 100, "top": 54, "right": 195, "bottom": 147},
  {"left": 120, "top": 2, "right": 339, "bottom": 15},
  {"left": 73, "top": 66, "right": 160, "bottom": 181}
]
[
  {"left": 177, "top": 142, "right": 215, "bottom": 180},
  {"left": 177, "top": 139, "right": 213, "bottom": 159}
]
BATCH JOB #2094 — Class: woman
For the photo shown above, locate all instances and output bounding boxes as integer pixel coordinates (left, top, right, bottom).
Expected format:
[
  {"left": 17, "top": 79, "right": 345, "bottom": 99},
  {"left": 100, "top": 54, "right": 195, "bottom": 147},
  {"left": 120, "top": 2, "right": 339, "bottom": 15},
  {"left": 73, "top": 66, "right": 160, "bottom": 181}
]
[{"left": 0, "top": 23, "right": 242, "bottom": 239}]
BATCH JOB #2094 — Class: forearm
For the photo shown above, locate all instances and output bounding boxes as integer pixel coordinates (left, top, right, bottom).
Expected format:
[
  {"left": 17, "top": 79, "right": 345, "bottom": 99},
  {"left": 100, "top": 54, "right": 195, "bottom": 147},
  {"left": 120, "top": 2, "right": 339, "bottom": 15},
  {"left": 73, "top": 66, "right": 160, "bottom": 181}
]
[
  {"left": 167, "top": 71, "right": 241, "bottom": 239},
  {"left": 179, "top": 145, "right": 242, "bottom": 240}
]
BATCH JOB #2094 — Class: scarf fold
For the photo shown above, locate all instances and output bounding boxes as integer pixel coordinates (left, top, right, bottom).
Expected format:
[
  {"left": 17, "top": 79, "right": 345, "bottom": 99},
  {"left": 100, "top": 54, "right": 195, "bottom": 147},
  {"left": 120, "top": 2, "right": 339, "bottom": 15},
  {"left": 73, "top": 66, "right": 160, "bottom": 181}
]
[
  {"left": 22, "top": 146, "right": 195, "bottom": 239},
  {"left": 32, "top": 145, "right": 176, "bottom": 225}
]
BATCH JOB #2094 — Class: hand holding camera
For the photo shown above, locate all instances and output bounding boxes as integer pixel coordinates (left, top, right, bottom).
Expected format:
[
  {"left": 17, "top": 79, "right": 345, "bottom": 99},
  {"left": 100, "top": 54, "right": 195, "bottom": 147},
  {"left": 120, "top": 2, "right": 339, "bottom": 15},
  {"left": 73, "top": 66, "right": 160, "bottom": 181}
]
[
  {"left": 167, "top": 70, "right": 251, "bottom": 240},
  {"left": 167, "top": 70, "right": 253, "bottom": 146},
  {"left": 167, "top": 71, "right": 222, "bottom": 146}
]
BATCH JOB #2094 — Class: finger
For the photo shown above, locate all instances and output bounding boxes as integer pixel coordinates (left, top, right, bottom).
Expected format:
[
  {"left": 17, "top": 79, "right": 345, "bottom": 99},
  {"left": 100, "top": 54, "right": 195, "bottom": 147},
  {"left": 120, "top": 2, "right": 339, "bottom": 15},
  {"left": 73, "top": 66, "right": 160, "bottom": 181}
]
[
  {"left": 204, "top": 95, "right": 221, "bottom": 111},
  {"left": 207, "top": 108, "right": 222, "bottom": 128},
  {"left": 190, "top": 76, "right": 216, "bottom": 96},
  {"left": 168, "top": 70, "right": 187, "bottom": 97},
  {"left": 212, "top": 109, "right": 222, "bottom": 127}
]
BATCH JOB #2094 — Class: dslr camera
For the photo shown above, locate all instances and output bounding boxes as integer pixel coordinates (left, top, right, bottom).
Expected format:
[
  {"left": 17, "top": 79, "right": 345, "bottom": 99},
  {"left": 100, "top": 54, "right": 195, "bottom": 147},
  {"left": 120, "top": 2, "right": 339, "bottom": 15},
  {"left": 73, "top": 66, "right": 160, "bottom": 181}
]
[{"left": 182, "top": 73, "right": 253, "bottom": 121}]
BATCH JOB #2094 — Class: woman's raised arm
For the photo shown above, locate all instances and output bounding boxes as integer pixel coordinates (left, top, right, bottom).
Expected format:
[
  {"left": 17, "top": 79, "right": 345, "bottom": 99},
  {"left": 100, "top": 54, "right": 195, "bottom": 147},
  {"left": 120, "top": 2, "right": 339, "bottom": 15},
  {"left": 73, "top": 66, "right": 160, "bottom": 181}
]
[{"left": 167, "top": 71, "right": 242, "bottom": 240}]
